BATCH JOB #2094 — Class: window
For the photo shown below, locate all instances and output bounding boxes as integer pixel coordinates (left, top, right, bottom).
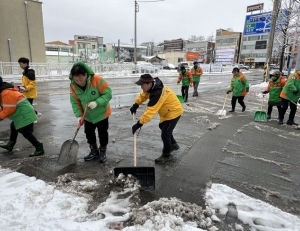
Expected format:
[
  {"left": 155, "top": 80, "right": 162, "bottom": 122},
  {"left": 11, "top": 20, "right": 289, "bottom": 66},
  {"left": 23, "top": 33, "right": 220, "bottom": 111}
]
[
  {"left": 248, "top": 36, "right": 260, "bottom": 41},
  {"left": 216, "top": 31, "right": 221, "bottom": 36},
  {"left": 243, "top": 37, "right": 248, "bottom": 41},
  {"left": 261, "top": 35, "right": 269, "bottom": 39},
  {"left": 92, "top": 45, "right": 96, "bottom": 49}
]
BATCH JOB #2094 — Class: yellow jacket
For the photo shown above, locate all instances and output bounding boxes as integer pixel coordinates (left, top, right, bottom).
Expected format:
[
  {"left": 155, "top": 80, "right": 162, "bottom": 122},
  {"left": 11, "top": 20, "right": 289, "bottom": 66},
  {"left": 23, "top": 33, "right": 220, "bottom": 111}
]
[
  {"left": 135, "top": 79, "right": 183, "bottom": 124},
  {"left": 21, "top": 67, "right": 37, "bottom": 99}
]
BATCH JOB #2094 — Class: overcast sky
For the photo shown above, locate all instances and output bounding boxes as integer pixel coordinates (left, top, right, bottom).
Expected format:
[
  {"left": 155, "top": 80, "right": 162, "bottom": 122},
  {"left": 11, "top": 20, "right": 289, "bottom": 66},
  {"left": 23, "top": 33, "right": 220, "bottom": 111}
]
[{"left": 42, "top": 0, "right": 272, "bottom": 44}]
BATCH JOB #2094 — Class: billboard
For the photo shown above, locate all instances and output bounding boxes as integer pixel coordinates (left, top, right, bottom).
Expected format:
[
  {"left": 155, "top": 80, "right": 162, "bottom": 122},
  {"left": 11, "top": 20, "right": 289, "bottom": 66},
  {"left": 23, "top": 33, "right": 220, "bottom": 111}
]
[
  {"left": 214, "top": 49, "right": 235, "bottom": 65},
  {"left": 164, "top": 39, "right": 183, "bottom": 51},
  {"left": 255, "top": 40, "right": 267, "bottom": 49},
  {"left": 243, "top": 11, "right": 286, "bottom": 35}
]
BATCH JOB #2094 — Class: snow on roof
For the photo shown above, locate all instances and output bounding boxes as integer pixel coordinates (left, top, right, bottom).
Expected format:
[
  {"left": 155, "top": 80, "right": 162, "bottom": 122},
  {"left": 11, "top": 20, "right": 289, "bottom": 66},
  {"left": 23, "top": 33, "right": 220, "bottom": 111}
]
[{"left": 46, "top": 51, "right": 78, "bottom": 56}]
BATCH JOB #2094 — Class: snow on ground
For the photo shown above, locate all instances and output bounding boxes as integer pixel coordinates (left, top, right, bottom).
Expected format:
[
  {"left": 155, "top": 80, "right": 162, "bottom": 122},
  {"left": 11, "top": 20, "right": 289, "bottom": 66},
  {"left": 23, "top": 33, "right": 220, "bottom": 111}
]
[{"left": 1, "top": 166, "right": 300, "bottom": 231}]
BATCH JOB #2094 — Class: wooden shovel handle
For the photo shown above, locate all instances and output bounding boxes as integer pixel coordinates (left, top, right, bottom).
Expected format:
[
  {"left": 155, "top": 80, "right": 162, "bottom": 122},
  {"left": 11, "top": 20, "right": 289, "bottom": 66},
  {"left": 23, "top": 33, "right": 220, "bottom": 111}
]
[{"left": 133, "top": 113, "right": 137, "bottom": 167}]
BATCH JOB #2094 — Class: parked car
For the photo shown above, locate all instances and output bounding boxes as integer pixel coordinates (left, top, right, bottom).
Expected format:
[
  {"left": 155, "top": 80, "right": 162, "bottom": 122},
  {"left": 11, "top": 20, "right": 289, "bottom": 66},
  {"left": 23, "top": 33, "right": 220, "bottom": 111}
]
[
  {"left": 177, "top": 62, "right": 190, "bottom": 71},
  {"left": 238, "top": 64, "right": 250, "bottom": 70},
  {"left": 163, "top": 63, "right": 177, "bottom": 70}
]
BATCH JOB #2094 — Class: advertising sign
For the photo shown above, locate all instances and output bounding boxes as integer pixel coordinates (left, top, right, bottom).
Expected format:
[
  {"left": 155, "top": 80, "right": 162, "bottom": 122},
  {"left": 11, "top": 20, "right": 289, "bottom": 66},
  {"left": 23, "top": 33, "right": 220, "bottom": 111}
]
[
  {"left": 214, "top": 49, "right": 235, "bottom": 65},
  {"left": 164, "top": 39, "right": 183, "bottom": 51}
]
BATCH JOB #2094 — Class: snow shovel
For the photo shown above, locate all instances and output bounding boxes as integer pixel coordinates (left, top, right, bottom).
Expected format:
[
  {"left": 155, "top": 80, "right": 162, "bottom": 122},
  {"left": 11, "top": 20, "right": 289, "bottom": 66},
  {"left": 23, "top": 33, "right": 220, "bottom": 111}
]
[
  {"left": 176, "top": 84, "right": 184, "bottom": 103},
  {"left": 216, "top": 94, "right": 228, "bottom": 116},
  {"left": 114, "top": 114, "right": 155, "bottom": 190},
  {"left": 254, "top": 95, "right": 267, "bottom": 122},
  {"left": 58, "top": 105, "right": 89, "bottom": 165}
]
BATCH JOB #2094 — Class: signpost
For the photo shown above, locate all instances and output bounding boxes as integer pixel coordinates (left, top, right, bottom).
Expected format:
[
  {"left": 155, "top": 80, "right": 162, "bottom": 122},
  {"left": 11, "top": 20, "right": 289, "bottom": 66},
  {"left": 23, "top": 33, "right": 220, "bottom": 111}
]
[{"left": 247, "top": 3, "right": 264, "bottom": 13}]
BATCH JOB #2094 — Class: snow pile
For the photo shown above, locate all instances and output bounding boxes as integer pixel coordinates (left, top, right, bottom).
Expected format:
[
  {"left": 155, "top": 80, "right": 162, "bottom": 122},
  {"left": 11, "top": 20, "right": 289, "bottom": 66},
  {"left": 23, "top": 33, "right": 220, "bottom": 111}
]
[
  {"left": 124, "top": 197, "right": 214, "bottom": 230},
  {"left": 206, "top": 183, "right": 300, "bottom": 231}
]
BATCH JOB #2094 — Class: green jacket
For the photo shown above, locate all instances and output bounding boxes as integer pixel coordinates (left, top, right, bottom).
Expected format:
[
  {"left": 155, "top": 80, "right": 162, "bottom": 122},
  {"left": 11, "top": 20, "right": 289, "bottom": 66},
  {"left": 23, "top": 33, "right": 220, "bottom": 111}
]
[
  {"left": 0, "top": 83, "right": 37, "bottom": 130},
  {"left": 69, "top": 62, "right": 112, "bottom": 124},
  {"left": 266, "top": 76, "right": 286, "bottom": 104},
  {"left": 229, "top": 72, "right": 249, "bottom": 97},
  {"left": 280, "top": 73, "right": 300, "bottom": 102},
  {"left": 178, "top": 70, "right": 193, "bottom": 87}
]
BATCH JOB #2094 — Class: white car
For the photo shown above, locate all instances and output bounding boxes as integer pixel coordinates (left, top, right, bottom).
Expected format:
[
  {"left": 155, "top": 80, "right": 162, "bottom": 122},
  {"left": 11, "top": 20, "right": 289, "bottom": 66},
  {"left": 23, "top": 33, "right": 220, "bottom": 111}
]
[{"left": 269, "top": 67, "right": 288, "bottom": 77}]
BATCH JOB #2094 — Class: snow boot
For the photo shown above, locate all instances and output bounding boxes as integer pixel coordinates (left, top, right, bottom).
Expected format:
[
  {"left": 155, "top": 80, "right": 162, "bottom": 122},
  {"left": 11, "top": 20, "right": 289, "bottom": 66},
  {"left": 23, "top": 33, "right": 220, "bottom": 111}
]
[
  {"left": 242, "top": 105, "right": 246, "bottom": 112},
  {"left": 99, "top": 146, "right": 107, "bottom": 163},
  {"left": 229, "top": 109, "right": 235, "bottom": 112},
  {"left": 84, "top": 144, "right": 99, "bottom": 161},
  {"left": 29, "top": 143, "right": 45, "bottom": 157},
  {"left": 0, "top": 141, "right": 16, "bottom": 152},
  {"left": 286, "top": 120, "right": 298, "bottom": 126},
  {"left": 155, "top": 153, "right": 171, "bottom": 163}
]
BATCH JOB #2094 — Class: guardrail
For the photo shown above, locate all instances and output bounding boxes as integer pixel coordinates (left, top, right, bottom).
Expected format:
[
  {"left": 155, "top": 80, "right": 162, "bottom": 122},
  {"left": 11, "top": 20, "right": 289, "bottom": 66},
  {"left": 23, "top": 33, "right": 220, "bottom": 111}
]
[{"left": 0, "top": 62, "right": 233, "bottom": 79}]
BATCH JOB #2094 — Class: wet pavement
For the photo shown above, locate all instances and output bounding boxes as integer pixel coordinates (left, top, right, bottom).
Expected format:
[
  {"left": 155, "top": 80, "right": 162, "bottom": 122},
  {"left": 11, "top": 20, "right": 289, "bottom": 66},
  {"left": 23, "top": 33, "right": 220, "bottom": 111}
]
[{"left": 1, "top": 70, "right": 300, "bottom": 216}]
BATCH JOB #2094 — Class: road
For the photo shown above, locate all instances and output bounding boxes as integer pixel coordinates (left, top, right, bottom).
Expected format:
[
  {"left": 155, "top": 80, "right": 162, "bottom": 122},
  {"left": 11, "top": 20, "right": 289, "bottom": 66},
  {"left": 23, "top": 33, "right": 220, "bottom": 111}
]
[{"left": 1, "top": 70, "right": 299, "bottom": 216}]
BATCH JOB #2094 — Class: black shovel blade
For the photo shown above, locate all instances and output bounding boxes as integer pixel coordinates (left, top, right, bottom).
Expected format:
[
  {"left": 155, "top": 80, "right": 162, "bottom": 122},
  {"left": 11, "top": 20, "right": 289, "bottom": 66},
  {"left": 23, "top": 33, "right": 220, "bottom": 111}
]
[
  {"left": 114, "top": 167, "right": 155, "bottom": 190},
  {"left": 58, "top": 139, "right": 79, "bottom": 165}
]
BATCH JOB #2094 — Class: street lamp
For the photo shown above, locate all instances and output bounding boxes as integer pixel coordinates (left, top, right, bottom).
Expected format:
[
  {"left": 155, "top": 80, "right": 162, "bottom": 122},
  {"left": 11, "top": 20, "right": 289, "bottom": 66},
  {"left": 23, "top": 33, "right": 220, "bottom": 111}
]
[{"left": 134, "top": 0, "right": 165, "bottom": 70}]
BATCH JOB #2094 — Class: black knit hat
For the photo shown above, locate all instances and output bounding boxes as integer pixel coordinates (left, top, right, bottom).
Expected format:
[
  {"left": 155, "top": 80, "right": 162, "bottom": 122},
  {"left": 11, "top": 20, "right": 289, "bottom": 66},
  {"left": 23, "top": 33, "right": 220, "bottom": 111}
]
[{"left": 135, "top": 74, "right": 154, "bottom": 85}]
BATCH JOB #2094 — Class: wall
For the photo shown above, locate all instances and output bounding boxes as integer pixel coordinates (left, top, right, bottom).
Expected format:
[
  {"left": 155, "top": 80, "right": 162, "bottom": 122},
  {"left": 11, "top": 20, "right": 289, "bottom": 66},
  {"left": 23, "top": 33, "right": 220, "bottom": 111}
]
[{"left": 0, "top": 0, "right": 46, "bottom": 62}]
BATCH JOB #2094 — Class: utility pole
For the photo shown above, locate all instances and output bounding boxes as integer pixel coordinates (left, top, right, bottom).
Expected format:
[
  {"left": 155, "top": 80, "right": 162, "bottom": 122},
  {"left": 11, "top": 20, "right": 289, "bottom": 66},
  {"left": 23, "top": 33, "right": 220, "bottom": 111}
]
[
  {"left": 265, "top": 0, "right": 280, "bottom": 81},
  {"left": 134, "top": 0, "right": 138, "bottom": 69}
]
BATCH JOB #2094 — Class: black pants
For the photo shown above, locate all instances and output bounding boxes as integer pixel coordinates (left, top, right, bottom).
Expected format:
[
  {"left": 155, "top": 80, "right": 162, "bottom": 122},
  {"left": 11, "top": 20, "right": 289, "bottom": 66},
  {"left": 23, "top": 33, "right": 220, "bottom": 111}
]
[
  {"left": 27, "top": 98, "right": 38, "bottom": 115},
  {"left": 280, "top": 98, "right": 297, "bottom": 121},
  {"left": 84, "top": 117, "right": 109, "bottom": 148},
  {"left": 267, "top": 105, "right": 281, "bottom": 116},
  {"left": 231, "top": 96, "right": 245, "bottom": 110},
  {"left": 181, "top": 86, "right": 189, "bottom": 101},
  {"left": 159, "top": 115, "right": 181, "bottom": 154},
  {"left": 10, "top": 122, "right": 41, "bottom": 147}
]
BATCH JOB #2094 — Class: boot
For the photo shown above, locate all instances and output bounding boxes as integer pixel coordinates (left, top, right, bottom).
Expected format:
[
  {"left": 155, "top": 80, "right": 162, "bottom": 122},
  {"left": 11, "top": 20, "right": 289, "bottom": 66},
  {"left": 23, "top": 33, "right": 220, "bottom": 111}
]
[
  {"left": 99, "top": 146, "right": 107, "bottom": 163},
  {"left": 29, "top": 143, "right": 44, "bottom": 157},
  {"left": 278, "top": 119, "right": 284, "bottom": 125},
  {"left": 0, "top": 141, "right": 16, "bottom": 152},
  {"left": 84, "top": 144, "right": 99, "bottom": 161},
  {"left": 286, "top": 120, "right": 298, "bottom": 126},
  {"left": 242, "top": 105, "right": 246, "bottom": 112},
  {"left": 229, "top": 109, "right": 235, "bottom": 112},
  {"left": 155, "top": 153, "right": 171, "bottom": 163},
  {"left": 171, "top": 143, "right": 180, "bottom": 152},
  {"left": 267, "top": 114, "right": 271, "bottom": 120}
]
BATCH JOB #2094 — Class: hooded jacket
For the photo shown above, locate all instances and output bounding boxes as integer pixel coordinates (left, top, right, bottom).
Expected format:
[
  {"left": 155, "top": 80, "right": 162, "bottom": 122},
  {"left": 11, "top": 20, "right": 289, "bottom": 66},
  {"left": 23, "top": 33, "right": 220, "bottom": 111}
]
[
  {"left": 178, "top": 70, "right": 193, "bottom": 87},
  {"left": 265, "top": 76, "right": 286, "bottom": 104},
  {"left": 280, "top": 72, "right": 300, "bottom": 102},
  {"left": 69, "top": 62, "right": 112, "bottom": 123},
  {"left": 229, "top": 72, "right": 249, "bottom": 97},
  {"left": 21, "top": 66, "right": 37, "bottom": 99},
  {"left": 135, "top": 77, "right": 183, "bottom": 124},
  {"left": 0, "top": 81, "right": 37, "bottom": 129}
]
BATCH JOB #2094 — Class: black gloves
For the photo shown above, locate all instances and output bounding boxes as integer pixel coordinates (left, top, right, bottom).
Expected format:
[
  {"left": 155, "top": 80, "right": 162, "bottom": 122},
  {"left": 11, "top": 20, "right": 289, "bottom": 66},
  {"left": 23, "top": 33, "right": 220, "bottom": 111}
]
[
  {"left": 246, "top": 87, "right": 249, "bottom": 93},
  {"left": 262, "top": 91, "right": 268, "bottom": 95},
  {"left": 132, "top": 121, "right": 143, "bottom": 134},
  {"left": 226, "top": 90, "right": 232, "bottom": 94},
  {"left": 130, "top": 103, "right": 139, "bottom": 115},
  {"left": 177, "top": 81, "right": 180, "bottom": 84}
]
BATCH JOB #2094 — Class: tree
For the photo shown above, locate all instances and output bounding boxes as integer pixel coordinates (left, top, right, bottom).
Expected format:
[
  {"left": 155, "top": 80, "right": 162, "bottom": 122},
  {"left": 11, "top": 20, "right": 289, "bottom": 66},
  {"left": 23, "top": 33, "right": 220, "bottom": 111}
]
[
  {"left": 117, "top": 48, "right": 131, "bottom": 62},
  {"left": 275, "top": 0, "right": 300, "bottom": 71}
]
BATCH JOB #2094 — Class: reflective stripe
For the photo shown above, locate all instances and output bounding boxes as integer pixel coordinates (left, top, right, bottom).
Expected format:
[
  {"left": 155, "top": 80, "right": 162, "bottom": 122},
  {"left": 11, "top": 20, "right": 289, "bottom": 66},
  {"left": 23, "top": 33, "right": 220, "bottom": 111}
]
[
  {"left": 17, "top": 98, "right": 27, "bottom": 104},
  {"left": 2, "top": 98, "right": 26, "bottom": 107}
]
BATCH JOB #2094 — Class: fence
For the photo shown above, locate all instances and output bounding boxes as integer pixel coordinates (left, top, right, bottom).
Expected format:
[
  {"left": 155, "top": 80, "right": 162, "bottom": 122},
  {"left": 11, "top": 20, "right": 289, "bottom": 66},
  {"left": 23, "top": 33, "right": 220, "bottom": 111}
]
[{"left": 0, "top": 62, "right": 233, "bottom": 79}]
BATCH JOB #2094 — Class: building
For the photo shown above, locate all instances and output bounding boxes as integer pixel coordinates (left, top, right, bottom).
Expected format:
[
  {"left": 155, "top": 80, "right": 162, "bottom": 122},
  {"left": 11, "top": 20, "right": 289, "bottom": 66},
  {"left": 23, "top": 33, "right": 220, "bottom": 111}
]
[
  {"left": 140, "top": 42, "right": 155, "bottom": 56},
  {"left": 215, "top": 29, "right": 242, "bottom": 65},
  {"left": 185, "top": 41, "right": 215, "bottom": 64},
  {"left": 0, "top": 0, "right": 46, "bottom": 63},
  {"left": 45, "top": 41, "right": 76, "bottom": 63},
  {"left": 73, "top": 35, "right": 104, "bottom": 62},
  {"left": 106, "top": 43, "right": 147, "bottom": 62}
]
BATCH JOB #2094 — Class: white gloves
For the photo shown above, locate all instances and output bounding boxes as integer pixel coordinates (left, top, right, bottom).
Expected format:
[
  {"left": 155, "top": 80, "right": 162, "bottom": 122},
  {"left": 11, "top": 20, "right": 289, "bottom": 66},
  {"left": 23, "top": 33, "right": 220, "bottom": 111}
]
[
  {"left": 78, "top": 117, "right": 84, "bottom": 126},
  {"left": 18, "top": 86, "right": 26, "bottom": 92},
  {"left": 88, "top": 101, "right": 97, "bottom": 109}
]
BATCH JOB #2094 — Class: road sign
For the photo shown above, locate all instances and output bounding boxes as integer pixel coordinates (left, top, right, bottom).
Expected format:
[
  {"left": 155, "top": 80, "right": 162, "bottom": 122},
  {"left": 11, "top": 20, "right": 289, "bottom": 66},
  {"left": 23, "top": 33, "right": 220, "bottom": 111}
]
[{"left": 247, "top": 3, "right": 264, "bottom": 13}]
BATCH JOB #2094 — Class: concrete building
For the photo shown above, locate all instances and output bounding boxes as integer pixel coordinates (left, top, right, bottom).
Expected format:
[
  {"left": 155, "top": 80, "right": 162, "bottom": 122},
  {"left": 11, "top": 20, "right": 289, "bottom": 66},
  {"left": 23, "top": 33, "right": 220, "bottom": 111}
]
[
  {"left": 73, "top": 35, "right": 104, "bottom": 62},
  {"left": 45, "top": 41, "right": 76, "bottom": 64},
  {"left": 215, "top": 29, "right": 242, "bottom": 65},
  {"left": 185, "top": 41, "right": 215, "bottom": 64},
  {"left": 0, "top": 0, "right": 46, "bottom": 63}
]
